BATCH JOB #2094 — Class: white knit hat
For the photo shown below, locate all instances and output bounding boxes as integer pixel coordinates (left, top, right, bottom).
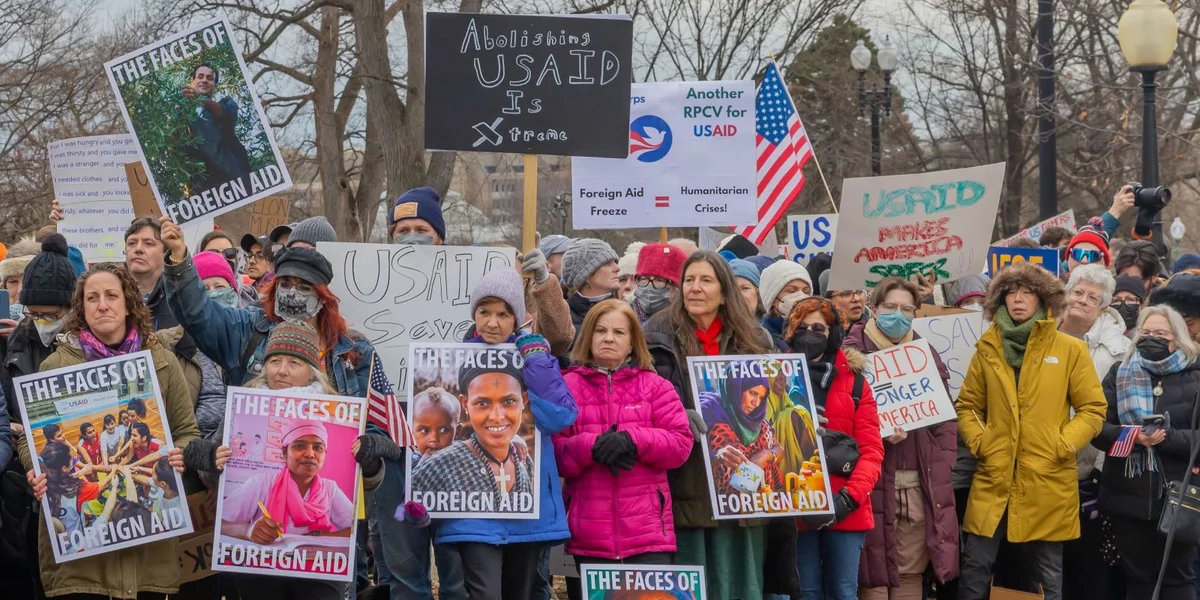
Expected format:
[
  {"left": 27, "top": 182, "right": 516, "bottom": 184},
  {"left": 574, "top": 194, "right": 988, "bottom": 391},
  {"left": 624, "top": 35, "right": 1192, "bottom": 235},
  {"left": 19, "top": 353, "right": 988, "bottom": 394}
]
[{"left": 759, "top": 260, "right": 813, "bottom": 310}]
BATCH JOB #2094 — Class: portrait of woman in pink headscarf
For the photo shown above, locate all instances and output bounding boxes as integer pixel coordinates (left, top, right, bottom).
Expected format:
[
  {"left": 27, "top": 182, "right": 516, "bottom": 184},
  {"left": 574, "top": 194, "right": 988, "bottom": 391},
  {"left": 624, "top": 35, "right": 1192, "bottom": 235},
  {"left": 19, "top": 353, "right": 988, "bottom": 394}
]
[{"left": 221, "top": 419, "right": 355, "bottom": 544}]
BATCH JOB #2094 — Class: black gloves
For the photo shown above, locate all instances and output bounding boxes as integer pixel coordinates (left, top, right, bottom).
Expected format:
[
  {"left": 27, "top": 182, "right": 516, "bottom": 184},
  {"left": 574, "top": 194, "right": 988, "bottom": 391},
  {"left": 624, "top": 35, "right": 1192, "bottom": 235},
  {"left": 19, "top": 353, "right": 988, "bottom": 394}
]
[
  {"left": 591, "top": 424, "right": 638, "bottom": 476},
  {"left": 356, "top": 434, "right": 404, "bottom": 477},
  {"left": 799, "top": 489, "right": 859, "bottom": 529}
]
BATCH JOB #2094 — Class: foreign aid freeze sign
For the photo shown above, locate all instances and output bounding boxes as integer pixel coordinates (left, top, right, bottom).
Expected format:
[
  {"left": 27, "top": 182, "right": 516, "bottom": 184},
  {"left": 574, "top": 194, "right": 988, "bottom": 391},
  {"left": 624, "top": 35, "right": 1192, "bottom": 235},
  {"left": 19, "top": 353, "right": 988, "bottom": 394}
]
[
  {"left": 571, "top": 81, "right": 758, "bottom": 228},
  {"left": 424, "top": 13, "right": 633, "bottom": 157},
  {"left": 826, "top": 163, "right": 1006, "bottom": 290}
]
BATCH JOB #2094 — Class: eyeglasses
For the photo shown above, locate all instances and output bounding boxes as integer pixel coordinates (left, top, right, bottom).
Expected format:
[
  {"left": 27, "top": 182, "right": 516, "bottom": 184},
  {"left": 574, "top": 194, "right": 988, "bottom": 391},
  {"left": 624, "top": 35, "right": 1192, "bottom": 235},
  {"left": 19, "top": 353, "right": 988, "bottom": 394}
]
[
  {"left": 1110, "top": 299, "right": 1142, "bottom": 307},
  {"left": 635, "top": 276, "right": 672, "bottom": 289},
  {"left": 1069, "top": 248, "right": 1104, "bottom": 265},
  {"left": 247, "top": 252, "right": 265, "bottom": 262},
  {"left": 1139, "top": 329, "right": 1174, "bottom": 340},
  {"left": 207, "top": 248, "right": 238, "bottom": 262},
  {"left": 830, "top": 290, "right": 866, "bottom": 300},
  {"left": 878, "top": 302, "right": 917, "bottom": 317},
  {"left": 23, "top": 308, "right": 64, "bottom": 320},
  {"left": 792, "top": 323, "right": 828, "bottom": 335},
  {"left": 277, "top": 279, "right": 314, "bottom": 294},
  {"left": 1068, "top": 288, "right": 1104, "bottom": 307}
]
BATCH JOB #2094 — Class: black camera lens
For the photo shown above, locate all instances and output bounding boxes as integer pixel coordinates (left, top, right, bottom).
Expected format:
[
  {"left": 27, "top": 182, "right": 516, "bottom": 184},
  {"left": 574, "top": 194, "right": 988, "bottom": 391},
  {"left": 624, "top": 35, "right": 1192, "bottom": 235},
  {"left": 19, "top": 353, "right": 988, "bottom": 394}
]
[{"left": 1132, "top": 183, "right": 1171, "bottom": 211}]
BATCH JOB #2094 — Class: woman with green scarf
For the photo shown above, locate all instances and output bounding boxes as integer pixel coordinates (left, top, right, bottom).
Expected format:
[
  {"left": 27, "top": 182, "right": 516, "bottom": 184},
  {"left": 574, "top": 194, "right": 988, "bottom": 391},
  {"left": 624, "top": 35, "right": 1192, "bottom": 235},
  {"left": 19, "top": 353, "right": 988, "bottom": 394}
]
[{"left": 954, "top": 262, "right": 1108, "bottom": 600}]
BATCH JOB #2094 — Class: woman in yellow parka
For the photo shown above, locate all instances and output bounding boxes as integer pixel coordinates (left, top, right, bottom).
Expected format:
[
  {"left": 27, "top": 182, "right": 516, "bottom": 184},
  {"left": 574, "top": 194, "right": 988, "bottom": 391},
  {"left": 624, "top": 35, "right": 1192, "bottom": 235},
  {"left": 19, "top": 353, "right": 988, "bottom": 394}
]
[{"left": 954, "top": 262, "right": 1107, "bottom": 600}]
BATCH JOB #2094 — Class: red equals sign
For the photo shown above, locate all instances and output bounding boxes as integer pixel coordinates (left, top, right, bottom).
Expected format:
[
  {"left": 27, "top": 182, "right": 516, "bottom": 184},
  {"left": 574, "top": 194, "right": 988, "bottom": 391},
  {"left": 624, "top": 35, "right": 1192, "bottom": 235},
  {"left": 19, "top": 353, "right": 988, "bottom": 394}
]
[{"left": 654, "top": 195, "right": 670, "bottom": 208}]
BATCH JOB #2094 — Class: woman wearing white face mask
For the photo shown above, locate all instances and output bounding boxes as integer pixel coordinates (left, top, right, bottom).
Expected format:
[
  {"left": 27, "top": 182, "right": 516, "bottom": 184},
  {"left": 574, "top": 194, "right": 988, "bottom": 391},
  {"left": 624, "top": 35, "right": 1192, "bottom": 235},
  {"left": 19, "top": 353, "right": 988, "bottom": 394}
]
[{"left": 0, "top": 234, "right": 75, "bottom": 435}]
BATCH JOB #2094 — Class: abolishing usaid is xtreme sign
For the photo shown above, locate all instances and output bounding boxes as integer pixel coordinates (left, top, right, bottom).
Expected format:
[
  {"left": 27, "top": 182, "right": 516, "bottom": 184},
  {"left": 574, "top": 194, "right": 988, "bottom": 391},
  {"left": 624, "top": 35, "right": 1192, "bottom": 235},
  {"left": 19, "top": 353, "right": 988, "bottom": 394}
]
[{"left": 572, "top": 81, "right": 758, "bottom": 229}]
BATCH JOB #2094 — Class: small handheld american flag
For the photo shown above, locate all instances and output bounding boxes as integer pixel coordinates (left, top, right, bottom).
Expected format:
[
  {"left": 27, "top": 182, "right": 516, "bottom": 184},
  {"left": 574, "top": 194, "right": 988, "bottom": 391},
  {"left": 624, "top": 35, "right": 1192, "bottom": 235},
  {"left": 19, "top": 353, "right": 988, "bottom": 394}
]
[
  {"left": 367, "top": 353, "right": 415, "bottom": 449},
  {"left": 1109, "top": 425, "right": 1139, "bottom": 458}
]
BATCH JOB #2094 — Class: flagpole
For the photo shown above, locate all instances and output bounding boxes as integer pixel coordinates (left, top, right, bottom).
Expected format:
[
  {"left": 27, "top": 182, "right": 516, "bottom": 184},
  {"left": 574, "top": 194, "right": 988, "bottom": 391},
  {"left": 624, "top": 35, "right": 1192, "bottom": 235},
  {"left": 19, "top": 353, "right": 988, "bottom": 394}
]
[{"left": 769, "top": 57, "right": 839, "bottom": 215}]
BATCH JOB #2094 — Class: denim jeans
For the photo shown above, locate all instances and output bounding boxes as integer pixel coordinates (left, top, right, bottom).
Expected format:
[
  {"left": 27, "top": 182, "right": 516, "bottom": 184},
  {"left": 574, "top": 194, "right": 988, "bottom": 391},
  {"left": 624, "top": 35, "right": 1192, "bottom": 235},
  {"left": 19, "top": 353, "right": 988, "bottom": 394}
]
[
  {"left": 957, "top": 515, "right": 1062, "bottom": 600},
  {"left": 795, "top": 529, "right": 868, "bottom": 600},
  {"left": 367, "top": 459, "right": 465, "bottom": 600}
]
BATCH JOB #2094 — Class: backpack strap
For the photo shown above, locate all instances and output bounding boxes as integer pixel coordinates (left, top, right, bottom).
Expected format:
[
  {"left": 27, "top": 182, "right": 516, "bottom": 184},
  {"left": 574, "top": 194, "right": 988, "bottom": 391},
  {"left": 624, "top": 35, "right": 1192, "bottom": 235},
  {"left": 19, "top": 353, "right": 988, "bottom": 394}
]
[{"left": 849, "top": 372, "right": 866, "bottom": 411}]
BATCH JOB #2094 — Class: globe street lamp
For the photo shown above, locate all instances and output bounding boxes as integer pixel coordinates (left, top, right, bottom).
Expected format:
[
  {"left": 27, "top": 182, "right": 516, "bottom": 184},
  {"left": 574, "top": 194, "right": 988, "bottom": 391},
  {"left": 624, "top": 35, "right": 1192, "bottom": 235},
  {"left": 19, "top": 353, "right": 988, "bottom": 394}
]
[
  {"left": 1170, "top": 216, "right": 1186, "bottom": 262},
  {"left": 1118, "top": 0, "right": 1178, "bottom": 257},
  {"left": 851, "top": 38, "right": 897, "bottom": 176}
]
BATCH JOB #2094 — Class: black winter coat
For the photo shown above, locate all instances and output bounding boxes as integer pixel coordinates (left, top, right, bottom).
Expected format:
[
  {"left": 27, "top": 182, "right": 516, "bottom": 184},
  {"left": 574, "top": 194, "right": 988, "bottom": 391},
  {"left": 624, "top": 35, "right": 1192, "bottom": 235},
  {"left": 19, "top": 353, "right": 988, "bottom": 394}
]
[
  {"left": 1092, "top": 361, "right": 1200, "bottom": 521},
  {"left": 1, "top": 321, "right": 55, "bottom": 423}
]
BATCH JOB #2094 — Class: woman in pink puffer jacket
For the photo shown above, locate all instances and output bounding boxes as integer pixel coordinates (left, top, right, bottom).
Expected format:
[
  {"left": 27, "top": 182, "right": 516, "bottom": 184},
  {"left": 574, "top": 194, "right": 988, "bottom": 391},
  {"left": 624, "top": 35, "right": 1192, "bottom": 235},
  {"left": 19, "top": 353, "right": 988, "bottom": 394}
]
[{"left": 554, "top": 299, "right": 694, "bottom": 565}]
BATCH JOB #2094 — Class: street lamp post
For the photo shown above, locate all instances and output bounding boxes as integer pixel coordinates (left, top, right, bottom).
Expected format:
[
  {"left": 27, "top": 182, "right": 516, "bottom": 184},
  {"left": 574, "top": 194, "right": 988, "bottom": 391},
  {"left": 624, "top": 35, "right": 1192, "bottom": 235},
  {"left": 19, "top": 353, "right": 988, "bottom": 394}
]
[
  {"left": 1118, "top": 0, "right": 1178, "bottom": 257},
  {"left": 851, "top": 39, "right": 897, "bottom": 176},
  {"left": 552, "top": 193, "right": 572, "bottom": 235}
]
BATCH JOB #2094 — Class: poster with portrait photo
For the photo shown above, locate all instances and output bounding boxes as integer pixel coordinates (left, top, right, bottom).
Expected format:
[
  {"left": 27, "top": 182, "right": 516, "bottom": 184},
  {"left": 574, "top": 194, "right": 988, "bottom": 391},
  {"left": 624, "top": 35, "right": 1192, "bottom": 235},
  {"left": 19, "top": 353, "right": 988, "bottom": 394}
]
[
  {"left": 212, "top": 387, "right": 366, "bottom": 582},
  {"left": 13, "top": 351, "right": 193, "bottom": 563},
  {"left": 405, "top": 342, "right": 539, "bottom": 520},
  {"left": 103, "top": 14, "right": 292, "bottom": 225},
  {"left": 580, "top": 564, "right": 707, "bottom": 600},
  {"left": 686, "top": 354, "right": 835, "bottom": 520}
]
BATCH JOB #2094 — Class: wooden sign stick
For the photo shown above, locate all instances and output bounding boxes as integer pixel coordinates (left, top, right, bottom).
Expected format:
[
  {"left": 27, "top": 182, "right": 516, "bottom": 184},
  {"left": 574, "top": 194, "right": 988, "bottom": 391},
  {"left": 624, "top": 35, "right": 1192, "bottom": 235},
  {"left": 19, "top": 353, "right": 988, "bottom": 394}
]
[{"left": 522, "top": 154, "right": 538, "bottom": 252}]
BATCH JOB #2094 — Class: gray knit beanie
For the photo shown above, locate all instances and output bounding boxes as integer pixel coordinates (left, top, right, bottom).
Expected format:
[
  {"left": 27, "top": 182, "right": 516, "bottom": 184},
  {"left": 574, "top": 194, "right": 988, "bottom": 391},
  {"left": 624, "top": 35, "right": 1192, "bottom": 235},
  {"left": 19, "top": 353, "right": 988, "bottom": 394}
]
[
  {"left": 288, "top": 216, "right": 338, "bottom": 247},
  {"left": 561, "top": 238, "right": 618, "bottom": 290},
  {"left": 470, "top": 268, "right": 527, "bottom": 326}
]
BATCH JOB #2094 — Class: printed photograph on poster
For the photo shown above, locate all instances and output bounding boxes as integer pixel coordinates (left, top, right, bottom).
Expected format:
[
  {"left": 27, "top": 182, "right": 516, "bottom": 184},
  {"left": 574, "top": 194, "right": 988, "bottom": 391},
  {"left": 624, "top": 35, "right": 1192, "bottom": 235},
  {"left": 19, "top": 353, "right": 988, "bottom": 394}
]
[
  {"left": 580, "top": 564, "right": 707, "bottom": 599},
  {"left": 318, "top": 242, "right": 515, "bottom": 398},
  {"left": 13, "top": 351, "right": 193, "bottom": 563},
  {"left": 787, "top": 214, "right": 838, "bottom": 264},
  {"left": 405, "top": 343, "right": 540, "bottom": 520},
  {"left": 212, "top": 387, "right": 365, "bottom": 582},
  {"left": 826, "top": 163, "right": 1006, "bottom": 291},
  {"left": 571, "top": 81, "right": 758, "bottom": 229},
  {"left": 104, "top": 15, "right": 292, "bottom": 225},
  {"left": 863, "top": 339, "right": 956, "bottom": 435},
  {"left": 685, "top": 355, "right": 834, "bottom": 519}
]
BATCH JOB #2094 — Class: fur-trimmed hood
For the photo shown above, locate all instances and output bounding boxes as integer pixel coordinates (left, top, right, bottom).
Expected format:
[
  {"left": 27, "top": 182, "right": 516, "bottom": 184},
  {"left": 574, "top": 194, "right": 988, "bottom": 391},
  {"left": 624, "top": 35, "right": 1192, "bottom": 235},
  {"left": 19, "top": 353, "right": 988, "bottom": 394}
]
[
  {"left": 0, "top": 236, "right": 39, "bottom": 282},
  {"left": 983, "top": 262, "right": 1066, "bottom": 319},
  {"left": 843, "top": 347, "right": 867, "bottom": 374}
]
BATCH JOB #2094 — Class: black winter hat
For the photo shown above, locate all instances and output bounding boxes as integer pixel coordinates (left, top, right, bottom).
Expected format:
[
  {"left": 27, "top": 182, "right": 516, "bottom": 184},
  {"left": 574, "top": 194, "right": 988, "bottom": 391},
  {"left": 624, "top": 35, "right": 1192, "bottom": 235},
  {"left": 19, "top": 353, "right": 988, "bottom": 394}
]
[
  {"left": 1114, "top": 274, "right": 1147, "bottom": 302},
  {"left": 717, "top": 234, "right": 759, "bottom": 260},
  {"left": 20, "top": 234, "right": 76, "bottom": 307},
  {"left": 273, "top": 246, "right": 334, "bottom": 286},
  {"left": 1149, "top": 273, "right": 1200, "bottom": 318}
]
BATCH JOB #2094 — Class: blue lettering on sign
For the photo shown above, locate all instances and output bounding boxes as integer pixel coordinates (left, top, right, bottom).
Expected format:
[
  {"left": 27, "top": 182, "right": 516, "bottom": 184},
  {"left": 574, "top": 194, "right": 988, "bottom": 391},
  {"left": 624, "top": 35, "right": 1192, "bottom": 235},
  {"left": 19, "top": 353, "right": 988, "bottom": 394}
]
[
  {"left": 863, "top": 180, "right": 987, "bottom": 219},
  {"left": 790, "top": 215, "right": 836, "bottom": 263}
]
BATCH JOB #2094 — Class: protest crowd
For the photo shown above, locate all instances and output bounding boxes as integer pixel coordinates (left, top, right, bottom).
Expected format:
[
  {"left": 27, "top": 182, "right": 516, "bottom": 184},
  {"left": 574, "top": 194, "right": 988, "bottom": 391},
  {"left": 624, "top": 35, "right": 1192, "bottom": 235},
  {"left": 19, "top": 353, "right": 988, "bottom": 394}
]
[{"left": 5, "top": 8, "right": 1200, "bottom": 600}]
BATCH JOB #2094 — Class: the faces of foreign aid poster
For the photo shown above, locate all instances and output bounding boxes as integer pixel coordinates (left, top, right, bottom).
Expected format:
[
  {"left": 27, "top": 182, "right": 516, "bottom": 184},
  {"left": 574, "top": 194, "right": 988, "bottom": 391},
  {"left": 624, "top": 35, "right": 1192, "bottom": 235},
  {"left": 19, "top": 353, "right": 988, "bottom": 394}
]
[
  {"left": 686, "top": 355, "right": 835, "bottom": 519},
  {"left": 405, "top": 343, "right": 540, "bottom": 520},
  {"left": 580, "top": 564, "right": 707, "bottom": 600},
  {"left": 103, "top": 15, "right": 292, "bottom": 225},
  {"left": 13, "top": 351, "right": 193, "bottom": 563},
  {"left": 212, "top": 387, "right": 366, "bottom": 582}
]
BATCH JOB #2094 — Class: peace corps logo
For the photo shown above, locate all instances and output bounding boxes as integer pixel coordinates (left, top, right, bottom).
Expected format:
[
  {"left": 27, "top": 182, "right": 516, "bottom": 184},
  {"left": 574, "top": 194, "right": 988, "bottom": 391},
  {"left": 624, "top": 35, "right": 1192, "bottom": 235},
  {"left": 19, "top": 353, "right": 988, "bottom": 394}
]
[{"left": 629, "top": 115, "right": 672, "bottom": 163}]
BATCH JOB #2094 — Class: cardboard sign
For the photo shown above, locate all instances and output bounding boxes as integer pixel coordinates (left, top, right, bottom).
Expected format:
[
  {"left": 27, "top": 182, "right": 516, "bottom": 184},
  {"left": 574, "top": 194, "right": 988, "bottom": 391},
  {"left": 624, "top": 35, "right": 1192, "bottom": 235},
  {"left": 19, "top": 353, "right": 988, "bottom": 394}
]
[
  {"left": 986, "top": 245, "right": 1060, "bottom": 276},
  {"left": 580, "top": 564, "right": 707, "bottom": 599},
  {"left": 865, "top": 339, "right": 956, "bottom": 435},
  {"left": 213, "top": 388, "right": 365, "bottom": 582},
  {"left": 125, "top": 162, "right": 162, "bottom": 219},
  {"left": 423, "top": 12, "right": 633, "bottom": 157},
  {"left": 177, "top": 492, "right": 216, "bottom": 584},
  {"left": 105, "top": 15, "right": 292, "bottom": 224},
  {"left": 788, "top": 214, "right": 838, "bottom": 264},
  {"left": 317, "top": 242, "right": 514, "bottom": 398},
  {"left": 995, "top": 209, "right": 1076, "bottom": 247},
  {"left": 571, "top": 81, "right": 757, "bottom": 228},
  {"left": 248, "top": 196, "right": 291, "bottom": 237},
  {"left": 686, "top": 355, "right": 834, "bottom": 520},
  {"left": 14, "top": 352, "right": 194, "bottom": 563},
  {"left": 826, "top": 163, "right": 1006, "bottom": 291},
  {"left": 912, "top": 313, "right": 986, "bottom": 400},
  {"left": 406, "top": 343, "right": 540, "bottom": 520}
]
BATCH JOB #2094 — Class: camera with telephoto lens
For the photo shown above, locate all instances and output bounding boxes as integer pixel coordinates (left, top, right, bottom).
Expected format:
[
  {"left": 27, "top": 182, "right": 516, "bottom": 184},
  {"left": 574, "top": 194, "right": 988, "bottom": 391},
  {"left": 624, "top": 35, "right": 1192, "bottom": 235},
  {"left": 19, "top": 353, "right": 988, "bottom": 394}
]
[{"left": 1129, "top": 181, "right": 1172, "bottom": 241}]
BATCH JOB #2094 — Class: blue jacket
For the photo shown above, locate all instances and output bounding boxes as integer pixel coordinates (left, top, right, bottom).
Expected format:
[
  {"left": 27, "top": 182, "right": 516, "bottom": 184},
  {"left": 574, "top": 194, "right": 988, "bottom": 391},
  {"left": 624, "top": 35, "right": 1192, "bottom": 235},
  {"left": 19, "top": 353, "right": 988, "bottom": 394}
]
[
  {"left": 433, "top": 331, "right": 578, "bottom": 546},
  {"left": 760, "top": 314, "right": 790, "bottom": 352},
  {"left": 1101, "top": 211, "right": 1121, "bottom": 241},
  {"left": 163, "top": 251, "right": 374, "bottom": 397}
]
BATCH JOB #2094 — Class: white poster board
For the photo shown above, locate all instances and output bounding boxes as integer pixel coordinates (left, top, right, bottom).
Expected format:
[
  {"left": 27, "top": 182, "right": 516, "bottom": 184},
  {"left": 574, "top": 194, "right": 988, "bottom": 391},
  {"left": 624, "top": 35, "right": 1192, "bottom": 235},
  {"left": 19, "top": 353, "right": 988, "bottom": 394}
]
[
  {"left": 864, "top": 339, "right": 956, "bottom": 435},
  {"left": 995, "top": 209, "right": 1076, "bottom": 247},
  {"left": 317, "top": 242, "right": 515, "bottom": 397},
  {"left": 572, "top": 81, "right": 757, "bottom": 229},
  {"left": 827, "top": 163, "right": 1006, "bottom": 291},
  {"left": 912, "top": 313, "right": 986, "bottom": 400},
  {"left": 787, "top": 214, "right": 838, "bottom": 264}
]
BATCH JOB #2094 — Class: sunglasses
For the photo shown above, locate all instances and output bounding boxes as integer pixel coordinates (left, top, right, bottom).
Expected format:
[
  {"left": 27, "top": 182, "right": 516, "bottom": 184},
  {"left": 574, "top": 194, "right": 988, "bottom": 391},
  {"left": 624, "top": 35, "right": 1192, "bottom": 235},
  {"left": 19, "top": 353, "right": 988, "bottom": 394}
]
[
  {"left": 207, "top": 248, "right": 239, "bottom": 261},
  {"left": 792, "top": 323, "right": 829, "bottom": 335},
  {"left": 1069, "top": 248, "right": 1103, "bottom": 264}
]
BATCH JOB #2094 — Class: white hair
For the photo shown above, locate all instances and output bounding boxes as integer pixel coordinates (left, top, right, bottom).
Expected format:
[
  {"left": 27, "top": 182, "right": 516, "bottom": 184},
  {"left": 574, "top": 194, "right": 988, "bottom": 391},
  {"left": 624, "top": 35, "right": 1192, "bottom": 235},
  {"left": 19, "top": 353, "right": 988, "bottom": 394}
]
[
  {"left": 1127, "top": 304, "right": 1200, "bottom": 364},
  {"left": 1066, "top": 263, "right": 1116, "bottom": 307}
]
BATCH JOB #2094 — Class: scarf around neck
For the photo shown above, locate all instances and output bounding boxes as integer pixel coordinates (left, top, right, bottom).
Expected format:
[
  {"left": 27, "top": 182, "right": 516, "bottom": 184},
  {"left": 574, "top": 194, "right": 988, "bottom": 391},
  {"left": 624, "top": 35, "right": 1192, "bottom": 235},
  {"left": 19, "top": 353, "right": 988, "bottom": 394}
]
[
  {"left": 994, "top": 306, "right": 1045, "bottom": 370},
  {"left": 79, "top": 326, "right": 141, "bottom": 362},
  {"left": 694, "top": 316, "right": 724, "bottom": 356},
  {"left": 1115, "top": 349, "right": 1191, "bottom": 475},
  {"left": 722, "top": 368, "right": 769, "bottom": 446},
  {"left": 266, "top": 466, "right": 335, "bottom": 534}
]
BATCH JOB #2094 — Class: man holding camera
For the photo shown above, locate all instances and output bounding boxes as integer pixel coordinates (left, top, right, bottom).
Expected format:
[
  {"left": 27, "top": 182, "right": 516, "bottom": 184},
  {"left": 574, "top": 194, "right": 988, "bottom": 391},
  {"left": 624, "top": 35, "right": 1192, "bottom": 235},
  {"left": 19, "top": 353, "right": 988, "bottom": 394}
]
[{"left": 1103, "top": 184, "right": 1172, "bottom": 252}]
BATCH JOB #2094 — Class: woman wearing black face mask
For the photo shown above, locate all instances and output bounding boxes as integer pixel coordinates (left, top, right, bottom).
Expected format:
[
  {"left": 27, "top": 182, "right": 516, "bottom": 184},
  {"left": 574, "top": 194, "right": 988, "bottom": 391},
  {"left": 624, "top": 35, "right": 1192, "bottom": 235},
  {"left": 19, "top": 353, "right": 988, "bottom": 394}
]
[
  {"left": 1092, "top": 304, "right": 1200, "bottom": 600},
  {"left": 784, "top": 297, "right": 884, "bottom": 600},
  {"left": 1111, "top": 274, "right": 1147, "bottom": 336}
]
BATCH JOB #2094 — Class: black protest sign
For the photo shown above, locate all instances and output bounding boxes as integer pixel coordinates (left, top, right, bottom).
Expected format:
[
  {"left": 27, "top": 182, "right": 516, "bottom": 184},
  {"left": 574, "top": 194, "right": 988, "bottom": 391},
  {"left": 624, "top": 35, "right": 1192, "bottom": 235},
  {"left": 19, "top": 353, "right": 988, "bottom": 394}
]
[{"left": 424, "top": 13, "right": 633, "bottom": 158}]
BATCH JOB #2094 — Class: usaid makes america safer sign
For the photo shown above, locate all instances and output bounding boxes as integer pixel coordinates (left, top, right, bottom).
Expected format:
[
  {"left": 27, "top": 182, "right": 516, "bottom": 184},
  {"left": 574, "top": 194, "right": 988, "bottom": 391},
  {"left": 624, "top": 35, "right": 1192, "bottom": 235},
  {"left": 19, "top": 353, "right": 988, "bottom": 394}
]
[{"left": 572, "top": 81, "right": 757, "bottom": 229}]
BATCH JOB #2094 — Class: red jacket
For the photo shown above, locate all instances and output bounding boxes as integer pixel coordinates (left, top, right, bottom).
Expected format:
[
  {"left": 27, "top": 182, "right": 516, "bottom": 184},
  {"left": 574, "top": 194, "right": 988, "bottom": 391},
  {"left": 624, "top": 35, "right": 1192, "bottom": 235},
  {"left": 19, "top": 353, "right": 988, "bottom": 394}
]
[{"left": 796, "top": 348, "right": 884, "bottom": 532}]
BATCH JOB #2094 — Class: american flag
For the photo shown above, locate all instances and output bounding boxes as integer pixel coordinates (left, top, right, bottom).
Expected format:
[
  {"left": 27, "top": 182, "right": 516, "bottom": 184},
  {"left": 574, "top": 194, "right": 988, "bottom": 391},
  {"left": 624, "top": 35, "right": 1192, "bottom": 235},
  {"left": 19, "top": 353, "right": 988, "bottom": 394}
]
[
  {"left": 1109, "top": 425, "right": 1139, "bottom": 458},
  {"left": 367, "top": 353, "right": 415, "bottom": 449},
  {"left": 734, "top": 61, "right": 815, "bottom": 244}
]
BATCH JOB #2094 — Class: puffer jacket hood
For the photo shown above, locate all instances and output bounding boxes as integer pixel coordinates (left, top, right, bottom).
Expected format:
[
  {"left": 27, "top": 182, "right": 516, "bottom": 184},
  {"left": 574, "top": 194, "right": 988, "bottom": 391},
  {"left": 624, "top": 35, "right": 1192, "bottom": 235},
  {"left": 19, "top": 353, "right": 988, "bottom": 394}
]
[{"left": 554, "top": 364, "right": 692, "bottom": 559}]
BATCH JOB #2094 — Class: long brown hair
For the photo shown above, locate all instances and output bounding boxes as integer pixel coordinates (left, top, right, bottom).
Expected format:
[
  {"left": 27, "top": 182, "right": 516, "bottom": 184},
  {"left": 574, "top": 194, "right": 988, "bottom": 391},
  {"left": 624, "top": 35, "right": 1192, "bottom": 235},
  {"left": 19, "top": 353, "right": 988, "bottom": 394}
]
[
  {"left": 570, "top": 299, "right": 654, "bottom": 369},
  {"left": 667, "top": 252, "right": 771, "bottom": 357},
  {"left": 65, "top": 263, "right": 156, "bottom": 348},
  {"left": 261, "top": 278, "right": 348, "bottom": 354}
]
